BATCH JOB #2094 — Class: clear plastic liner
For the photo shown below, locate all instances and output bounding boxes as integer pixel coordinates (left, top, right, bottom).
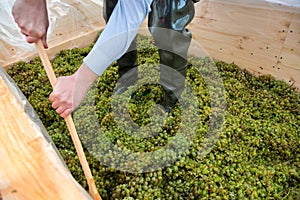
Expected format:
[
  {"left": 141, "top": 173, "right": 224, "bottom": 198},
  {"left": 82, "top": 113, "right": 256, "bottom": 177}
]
[
  {"left": 0, "top": 0, "right": 104, "bottom": 66},
  {"left": 265, "top": 0, "right": 300, "bottom": 8}
]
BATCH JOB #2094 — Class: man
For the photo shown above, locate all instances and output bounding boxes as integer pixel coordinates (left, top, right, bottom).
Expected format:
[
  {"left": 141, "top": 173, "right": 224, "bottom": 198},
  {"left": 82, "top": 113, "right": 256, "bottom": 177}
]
[
  {"left": 104, "top": 0, "right": 197, "bottom": 113},
  {"left": 12, "top": 0, "right": 198, "bottom": 118}
]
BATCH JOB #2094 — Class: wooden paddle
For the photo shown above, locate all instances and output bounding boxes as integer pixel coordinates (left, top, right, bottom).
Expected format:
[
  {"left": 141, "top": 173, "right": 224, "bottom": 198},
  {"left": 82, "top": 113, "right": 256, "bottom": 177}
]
[{"left": 35, "top": 40, "right": 102, "bottom": 200}]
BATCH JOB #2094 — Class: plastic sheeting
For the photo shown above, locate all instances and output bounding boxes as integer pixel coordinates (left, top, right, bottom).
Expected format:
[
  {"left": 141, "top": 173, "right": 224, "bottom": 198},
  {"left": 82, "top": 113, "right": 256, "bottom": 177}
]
[
  {"left": 0, "top": 0, "right": 104, "bottom": 67},
  {"left": 265, "top": 0, "right": 300, "bottom": 7}
]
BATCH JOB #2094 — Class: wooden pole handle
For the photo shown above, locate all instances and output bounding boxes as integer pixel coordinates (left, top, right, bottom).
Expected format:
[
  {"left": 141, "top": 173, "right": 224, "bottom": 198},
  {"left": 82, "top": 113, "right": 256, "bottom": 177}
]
[{"left": 35, "top": 40, "right": 102, "bottom": 200}]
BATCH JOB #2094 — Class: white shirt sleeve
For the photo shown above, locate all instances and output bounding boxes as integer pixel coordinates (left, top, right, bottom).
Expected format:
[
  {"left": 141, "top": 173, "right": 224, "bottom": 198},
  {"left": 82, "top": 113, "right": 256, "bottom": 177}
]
[{"left": 83, "top": 0, "right": 153, "bottom": 76}]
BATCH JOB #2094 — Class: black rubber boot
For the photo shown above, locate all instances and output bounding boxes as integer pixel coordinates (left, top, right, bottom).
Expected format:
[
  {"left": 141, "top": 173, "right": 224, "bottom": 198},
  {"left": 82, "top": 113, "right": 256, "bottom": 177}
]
[
  {"left": 103, "top": 0, "right": 138, "bottom": 91},
  {"left": 158, "top": 29, "right": 192, "bottom": 111},
  {"left": 148, "top": 0, "right": 195, "bottom": 111}
]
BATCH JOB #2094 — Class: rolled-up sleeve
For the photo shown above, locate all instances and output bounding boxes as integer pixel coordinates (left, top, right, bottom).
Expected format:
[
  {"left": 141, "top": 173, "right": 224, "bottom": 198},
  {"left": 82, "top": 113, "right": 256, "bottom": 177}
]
[{"left": 83, "top": 0, "right": 153, "bottom": 76}]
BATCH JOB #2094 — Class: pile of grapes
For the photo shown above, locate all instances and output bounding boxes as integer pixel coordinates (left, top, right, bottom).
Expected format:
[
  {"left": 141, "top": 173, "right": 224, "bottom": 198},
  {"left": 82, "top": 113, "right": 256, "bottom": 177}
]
[{"left": 8, "top": 35, "right": 299, "bottom": 200}]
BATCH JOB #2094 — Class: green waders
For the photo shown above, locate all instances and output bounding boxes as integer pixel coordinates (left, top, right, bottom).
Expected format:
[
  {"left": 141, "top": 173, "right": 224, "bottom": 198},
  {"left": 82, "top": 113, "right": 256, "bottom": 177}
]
[
  {"left": 103, "top": 0, "right": 197, "bottom": 110},
  {"left": 103, "top": 0, "right": 139, "bottom": 87}
]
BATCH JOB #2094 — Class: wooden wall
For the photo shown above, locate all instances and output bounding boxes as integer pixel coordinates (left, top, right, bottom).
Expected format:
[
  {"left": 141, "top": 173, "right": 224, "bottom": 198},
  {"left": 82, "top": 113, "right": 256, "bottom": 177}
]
[
  {"left": 1, "top": 0, "right": 299, "bottom": 91},
  {"left": 189, "top": 0, "right": 300, "bottom": 91},
  {"left": 0, "top": 68, "right": 92, "bottom": 200}
]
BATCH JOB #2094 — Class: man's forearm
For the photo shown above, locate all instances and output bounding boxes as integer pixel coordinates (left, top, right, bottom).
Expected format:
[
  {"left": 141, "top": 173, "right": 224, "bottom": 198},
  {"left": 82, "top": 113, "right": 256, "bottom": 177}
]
[{"left": 83, "top": 0, "right": 153, "bottom": 76}]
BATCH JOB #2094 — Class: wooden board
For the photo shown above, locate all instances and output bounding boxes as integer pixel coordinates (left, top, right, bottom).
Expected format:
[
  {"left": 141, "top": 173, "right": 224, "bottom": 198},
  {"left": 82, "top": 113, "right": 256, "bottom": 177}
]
[
  {"left": 188, "top": 0, "right": 300, "bottom": 91},
  {"left": 2, "top": 29, "right": 102, "bottom": 68},
  {"left": 276, "top": 12, "right": 300, "bottom": 88},
  {"left": 0, "top": 68, "right": 92, "bottom": 200}
]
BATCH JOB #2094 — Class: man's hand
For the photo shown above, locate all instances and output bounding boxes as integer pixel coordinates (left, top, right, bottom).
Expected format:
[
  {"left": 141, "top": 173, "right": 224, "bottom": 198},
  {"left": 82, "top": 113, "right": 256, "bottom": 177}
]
[
  {"left": 49, "top": 63, "right": 98, "bottom": 118},
  {"left": 12, "top": 0, "right": 49, "bottom": 48},
  {"left": 49, "top": 75, "right": 76, "bottom": 118}
]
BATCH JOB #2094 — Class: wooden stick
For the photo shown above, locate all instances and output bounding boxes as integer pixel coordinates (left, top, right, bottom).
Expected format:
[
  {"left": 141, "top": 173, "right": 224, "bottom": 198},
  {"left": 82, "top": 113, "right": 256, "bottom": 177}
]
[{"left": 35, "top": 40, "right": 102, "bottom": 200}]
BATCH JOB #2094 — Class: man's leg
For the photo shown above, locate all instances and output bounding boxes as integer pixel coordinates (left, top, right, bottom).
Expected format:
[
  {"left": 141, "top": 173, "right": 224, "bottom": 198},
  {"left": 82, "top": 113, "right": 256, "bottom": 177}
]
[
  {"left": 148, "top": 0, "right": 196, "bottom": 111},
  {"left": 103, "top": 0, "right": 138, "bottom": 88}
]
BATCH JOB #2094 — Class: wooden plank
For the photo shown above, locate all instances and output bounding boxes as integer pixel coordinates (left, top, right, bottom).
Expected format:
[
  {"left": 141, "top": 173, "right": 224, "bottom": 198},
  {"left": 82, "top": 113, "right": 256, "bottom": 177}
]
[
  {"left": 190, "top": 0, "right": 289, "bottom": 71},
  {"left": 188, "top": 0, "right": 300, "bottom": 91},
  {"left": 0, "top": 68, "right": 92, "bottom": 200},
  {"left": 2, "top": 28, "right": 102, "bottom": 69},
  {"left": 276, "top": 12, "right": 300, "bottom": 89}
]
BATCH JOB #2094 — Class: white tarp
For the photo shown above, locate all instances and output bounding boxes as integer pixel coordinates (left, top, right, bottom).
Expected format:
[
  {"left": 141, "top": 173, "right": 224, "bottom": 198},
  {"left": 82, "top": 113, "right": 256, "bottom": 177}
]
[
  {"left": 265, "top": 0, "right": 300, "bottom": 7},
  {"left": 0, "top": 0, "right": 104, "bottom": 66}
]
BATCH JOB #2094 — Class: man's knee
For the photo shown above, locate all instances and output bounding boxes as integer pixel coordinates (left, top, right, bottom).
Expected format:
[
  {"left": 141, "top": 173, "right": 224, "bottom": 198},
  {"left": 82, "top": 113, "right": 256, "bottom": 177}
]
[{"left": 148, "top": 0, "right": 196, "bottom": 31}]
